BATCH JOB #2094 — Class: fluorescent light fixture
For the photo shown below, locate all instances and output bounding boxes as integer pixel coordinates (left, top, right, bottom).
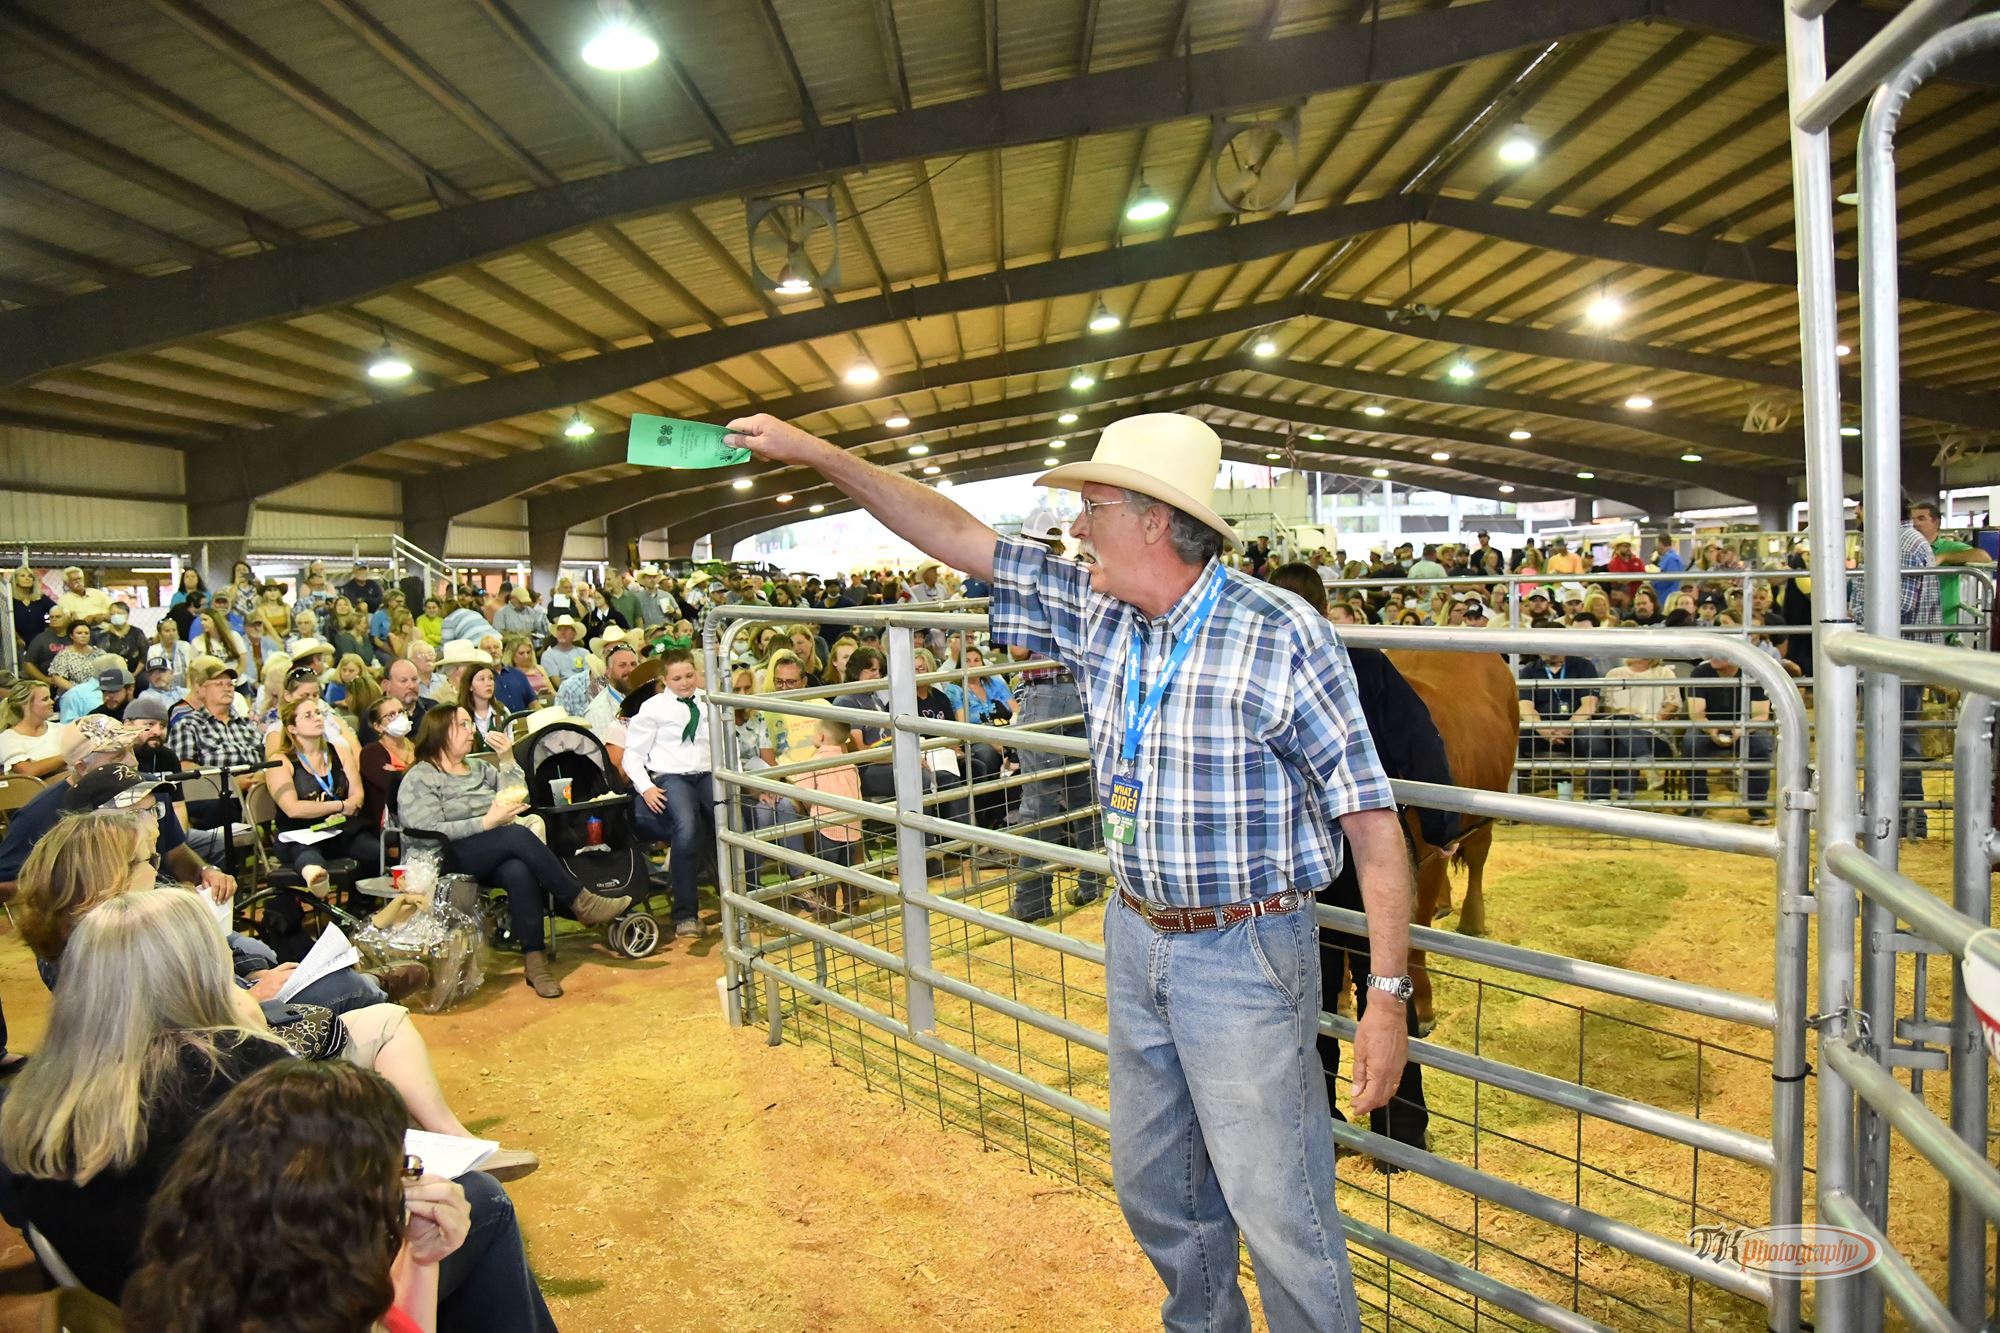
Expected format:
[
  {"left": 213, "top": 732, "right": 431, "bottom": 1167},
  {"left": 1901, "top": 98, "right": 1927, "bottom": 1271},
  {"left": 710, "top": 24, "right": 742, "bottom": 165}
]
[
  {"left": 1585, "top": 292, "right": 1623, "bottom": 326},
  {"left": 844, "top": 358, "right": 880, "bottom": 386},
  {"left": 923, "top": 465, "right": 941, "bottom": 475},
  {"left": 1306, "top": 431, "right": 1326, "bottom": 441},
  {"left": 1498, "top": 483, "right": 1515, "bottom": 494},
  {"left": 1371, "top": 467, "right": 1390, "bottom": 478},
  {"left": 731, "top": 478, "right": 752, "bottom": 490},
  {"left": 1576, "top": 470, "right": 1595, "bottom": 479},
  {"left": 1623, "top": 394, "right": 1653, "bottom": 410},
  {"left": 366, "top": 343, "right": 412, "bottom": 382},
  {"left": 1087, "top": 298, "right": 1121, "bottom": 333},
  {"left": 1840, "top": 424, "right": 1861, "bottom": 437},
  {"left": 884, "top": 413, "right": 911, "bottom": 429},
  {"left": 1447, "top": 357, "right": 1476, "bottom": 383},
  {"left": 581, "top": 19, "right": 659, "bottom": 70},
  {"left": 1048, "top": 439, "right": 1066, "bottom": 449},
  {"left": 1497, "top": 122, "right": 1536, "bottom": 166},
  {"left": 1430, "top": 451, "right": 1451, "bottom": 461},
  {"left": 1069, "top": 371, "right": 1096, "bottom": 391},
  {"left": 1680, "top": 452, "right": 1703, "bottom": 463},
  {"left": 907, "top": 443, "right": 929, "bottom": 456},
  {"left": 1252, "top": 336, "right": 1278, "bottom": 357},
  {"left": 1125, "top": 180, "right": 1169, "bottom": 223},
  {"left": 562, "top": 410, "right": 594, "bottom": 439},
  {"left": 809, "top": 503, "right": 825, "bottom": 514},
  {"left": 1362, "top": 404, "right": 1386, "bottom": 417},
  {"left": 1057, "top": 411, "right": 1079, "bottom": 425},
  {"left": 776, "top": 493, "right": 794, "bottom": 503},
  {"left": 1266, "top": 451, "right": 1283, "bottom": 460},
  {"left": 1508, "top": 428, "right": 1532, "bottom": 441}
]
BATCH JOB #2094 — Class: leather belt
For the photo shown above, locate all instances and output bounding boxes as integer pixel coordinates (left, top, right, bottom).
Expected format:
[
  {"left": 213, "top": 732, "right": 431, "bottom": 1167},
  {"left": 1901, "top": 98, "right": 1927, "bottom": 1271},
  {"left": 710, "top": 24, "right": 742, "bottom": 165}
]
[{"left": 1118, "top": 887, "right": 1304, "bottom": 934}]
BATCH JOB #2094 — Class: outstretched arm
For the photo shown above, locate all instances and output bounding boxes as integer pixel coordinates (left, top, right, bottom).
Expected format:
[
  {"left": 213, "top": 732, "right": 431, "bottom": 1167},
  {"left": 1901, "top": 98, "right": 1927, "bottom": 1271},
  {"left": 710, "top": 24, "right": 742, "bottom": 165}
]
[{"left": 726, "top": 415, "right": 999, "bottom": 580}]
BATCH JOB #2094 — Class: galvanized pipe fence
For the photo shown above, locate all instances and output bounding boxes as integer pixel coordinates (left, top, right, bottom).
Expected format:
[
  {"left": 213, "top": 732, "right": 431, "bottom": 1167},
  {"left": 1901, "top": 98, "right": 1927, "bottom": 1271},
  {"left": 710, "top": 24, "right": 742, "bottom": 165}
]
[
  {"left": 1788, "top": 6, "right": 2000, "bottom": 1332},
  {"left": 704, "top": 605, "right": 1815, "bottom": 1330}
]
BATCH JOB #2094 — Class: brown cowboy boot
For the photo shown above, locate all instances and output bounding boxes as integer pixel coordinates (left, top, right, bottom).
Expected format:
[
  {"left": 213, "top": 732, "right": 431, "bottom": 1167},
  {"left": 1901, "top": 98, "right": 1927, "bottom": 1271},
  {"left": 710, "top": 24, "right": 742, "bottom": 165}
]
[
  {"left": 522, "top": 950, "right": 562, "bottom": 999},
  {"left": 569, "top": 887, "right": 632, "bottom": 926}
]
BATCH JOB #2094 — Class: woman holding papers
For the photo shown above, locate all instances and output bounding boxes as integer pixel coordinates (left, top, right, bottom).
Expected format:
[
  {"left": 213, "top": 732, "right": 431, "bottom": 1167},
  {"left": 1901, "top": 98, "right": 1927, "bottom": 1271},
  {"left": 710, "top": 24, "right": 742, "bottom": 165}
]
[
  {"left": 0, "top": 888, "right": 552, "bottom": 1330},
  {"left": 267, "top": 696, "right": 373, "bottom": 892}
]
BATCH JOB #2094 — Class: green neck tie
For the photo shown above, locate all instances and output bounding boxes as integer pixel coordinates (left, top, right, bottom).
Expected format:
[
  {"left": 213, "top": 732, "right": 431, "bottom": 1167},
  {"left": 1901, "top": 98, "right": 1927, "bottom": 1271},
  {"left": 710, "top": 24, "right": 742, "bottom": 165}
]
[{"left": 681, "top": 694, "right": 700, "bottom": 743}]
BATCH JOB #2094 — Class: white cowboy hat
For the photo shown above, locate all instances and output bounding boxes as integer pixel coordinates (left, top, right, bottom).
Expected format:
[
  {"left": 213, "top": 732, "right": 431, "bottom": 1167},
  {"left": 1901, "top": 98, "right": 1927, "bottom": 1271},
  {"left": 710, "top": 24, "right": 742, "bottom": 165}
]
[
  {"left": 686, "top": 571, "right": 709, "bottom": 587},
  {"left": 524, "top": 707, "right": 575, "bottom": 736},
  {"left": 550, "top": 614, "right": 580, "bottom": 629},
  {"left": 592, "top": 626, "right": 629, "bottom": 653},
  {"left": 437, "top": 639, "right": 492, "bottom": 667},
  {"left": 1034, "top": 412, "right": 1240, "bottom": 548},
  {"left": 1556, "top": 582, "right": 1587, "bottom": 603},
  {"left": 637, "top": 563, "right": 662, "bottom": 577},
  {"left": 288, "top": 637, "right": 333, "bottom": 661}
]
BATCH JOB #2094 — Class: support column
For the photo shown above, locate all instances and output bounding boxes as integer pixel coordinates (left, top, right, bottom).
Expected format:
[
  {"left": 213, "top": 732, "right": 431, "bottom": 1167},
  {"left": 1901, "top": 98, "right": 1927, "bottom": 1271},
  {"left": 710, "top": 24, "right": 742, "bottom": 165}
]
[
  {"left": 603, "top": 509, "right": 644, "bottom": 572},
  {"left": 528, "top": 523, "right": 567, "bottom": 595},
  {"left": 666, "top": 532, "right": 698, "bottom": 560},
  {"left": 185, "top": 493, "right": 253, "bottom": 588}
]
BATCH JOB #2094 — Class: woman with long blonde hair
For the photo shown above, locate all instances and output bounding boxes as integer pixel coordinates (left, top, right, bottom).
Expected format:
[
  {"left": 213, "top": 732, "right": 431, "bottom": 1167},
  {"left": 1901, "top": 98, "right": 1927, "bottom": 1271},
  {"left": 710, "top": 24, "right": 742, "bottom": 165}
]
[{"left": 0, "top": 677, "right": 66, "bottom": 779}]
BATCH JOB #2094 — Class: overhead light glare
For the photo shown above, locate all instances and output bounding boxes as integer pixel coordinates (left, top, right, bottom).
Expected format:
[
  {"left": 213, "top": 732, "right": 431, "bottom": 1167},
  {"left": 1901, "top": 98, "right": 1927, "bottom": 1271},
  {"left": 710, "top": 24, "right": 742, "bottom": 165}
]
[
  {"left": 809, "top": 503, "right": 826, "bottom": 514},
  {"left": 731, "top": 478, "right": 753, "bottom": 491},
  {"left": 1840, "top": 424, "right": 1861, "bottom": 437},
  {"left": 776, "top": 493, "right": 794, "bottom": 504},
  {"left": 884, "top": 413, "right": 911, "bottom": 429},
  {"left": 773, "top": 255, "right": 814, "bottom": 296},
  {"left": 1497, "top": 483, "right": 1516, "bottom": 494},
  {"left": 1306, "top": 431, "right": 1326, "bottom": 441},
  {"left": 581, "top": 19, "right": 660, "bottom": 71},
  {"left": 1266, "top": 451, "right": 1283, "bottom": 461},
  {"left": 366, "top": 342, "right": 412, "bottom": 382},
  {"left": 1057, "top": 411, "right": 1079, "bottom": 425},
  {"left": 1124, "top": 179, "right": 1170, "bottom": 224},
  {"left": 1835, "top": 343, "right": 1852, "bottom": 358},
  {"left": 844, "top": 358, "right": 880, "bottom": 386},
  {"left": 1430, "top": 451, "right": 1451, "bottom": 462},
  {"left": 1585, "top": 292, "right": 1623, "bottom": 327},
  {"left": 1043, "top": 457, "right": 1060, "bottom": 467},
  {"left": 935, "top": 479, "right": 953, "bottom": 491},
  {"left": 1371, "top": 467, "right": 1390, "bottom": 478},
  {"left": 1361, "top": 404, "right": 1386, "bottom": 417},
  {"left": 1576, "top": 470, "right": 1595, "bottom": 480},
  {"left": 923, "top": 465, "right": 942, "bottom": 475},
  {"left": 1497, "top": 123, "right": 1536, "bottom": 166},
  {"left": 1069, "top": 371, "right": 1096, "bottom": 391},
  {"left": 1048, "top": 439, "right": 1066, "bottom": 450},
  {"left": 1252, "top": 336, "right": 1278, "bottom": 358},
  {"left": 1837, "top": 190, "right": 1860, "bottom": 206},
  {"left": 562, "top": 410, "right": 594, "bottom": 439},
  {"left": 1680, "top": 452, "right": 1703, "bottom": 463},
  {"left": 1087, "top": 298, "right": 1121, "bottom": 333},
  {"left": 1508, "top": 428, "right": 1532, "bottom": 441},
  {"left": 906, "top": 443, "right": 929, "bottom": 456},
  {"left": 1623, "top": 394, "right": 1654, "bottom": 410},
  {"left": 1447, "top": 357, "right": 1476, "bottom": 383}
]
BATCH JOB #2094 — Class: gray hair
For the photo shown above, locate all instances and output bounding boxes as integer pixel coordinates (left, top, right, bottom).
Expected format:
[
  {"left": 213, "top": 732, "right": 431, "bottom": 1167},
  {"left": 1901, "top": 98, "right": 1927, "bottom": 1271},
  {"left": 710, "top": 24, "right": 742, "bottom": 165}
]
[{"left": 1118, "top": 489, "right": 1223, "bottom": 567}]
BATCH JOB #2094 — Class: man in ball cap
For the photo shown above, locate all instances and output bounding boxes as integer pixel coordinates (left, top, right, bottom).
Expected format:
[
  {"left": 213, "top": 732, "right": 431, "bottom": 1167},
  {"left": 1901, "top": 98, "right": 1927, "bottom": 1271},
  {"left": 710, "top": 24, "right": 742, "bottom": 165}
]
[{"left": 727, "top": 409, "right": 1411, "bottom": 1332}]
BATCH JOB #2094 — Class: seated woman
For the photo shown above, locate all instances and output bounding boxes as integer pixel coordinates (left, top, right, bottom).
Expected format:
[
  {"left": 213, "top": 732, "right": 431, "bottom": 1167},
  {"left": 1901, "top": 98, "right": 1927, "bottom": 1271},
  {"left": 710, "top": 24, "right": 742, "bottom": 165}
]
[
  {"left": 398, "top": 706, "right": 631, "bottom": 999},
  {"left": 0, "top": 889, "right": 552, "bottom": 1331},
  {"left": 266, "top": 696, "right": 375, "bottom": 894},
  {"left": 456, "top": 662, "right": 509, "bottom": 754},
  {"left": 0, "top": 679, "right": 67, "bottom": 778},
  {"left": 950, "top": 644, "right": 1010, "bottom": 828},
  {"left": 495, "top": 636, "right": 546, "bottom": 714},
  {"left": 359, "top": 695, "right": 416, "bottom": 836}
]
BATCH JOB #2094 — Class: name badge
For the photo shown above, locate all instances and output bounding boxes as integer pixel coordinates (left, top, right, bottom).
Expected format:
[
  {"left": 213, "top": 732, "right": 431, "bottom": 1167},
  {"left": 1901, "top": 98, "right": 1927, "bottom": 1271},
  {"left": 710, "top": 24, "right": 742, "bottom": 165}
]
[{"left": 1103, "top": 774, "right": 1143, "bottom": 845}]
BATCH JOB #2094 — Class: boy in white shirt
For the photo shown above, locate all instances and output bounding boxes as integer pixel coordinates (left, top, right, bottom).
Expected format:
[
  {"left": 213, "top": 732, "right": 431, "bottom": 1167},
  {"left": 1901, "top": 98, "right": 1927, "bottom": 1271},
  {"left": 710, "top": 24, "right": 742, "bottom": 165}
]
[{"left": 620, "top": 649, "right": 713, "bottom": 938}]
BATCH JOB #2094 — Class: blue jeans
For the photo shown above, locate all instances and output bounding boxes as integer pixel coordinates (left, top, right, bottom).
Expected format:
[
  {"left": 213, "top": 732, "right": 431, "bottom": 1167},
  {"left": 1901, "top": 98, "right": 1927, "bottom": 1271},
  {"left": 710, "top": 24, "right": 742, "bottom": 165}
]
[
  {"left": 1686, "top": 727, "right": 1774, "bottom": 805},
  {"left": 632, "top": 772, "right": 714, "bottom": 923},
  {"left": 1901, "top": 683, "right": 1927, "bottom": 827},
  {"left": 1010, "top": 680, "right": 1102, "bottom": 917},
  {"left": 438, "top": 1169, "right": 558, "bottom": 1333},
  {"left": 1105, "top": 895, "right": 1360, "bottom": 1333},
  {"left": 228, "top": 930, "right": 385, "bottom": 1014}
]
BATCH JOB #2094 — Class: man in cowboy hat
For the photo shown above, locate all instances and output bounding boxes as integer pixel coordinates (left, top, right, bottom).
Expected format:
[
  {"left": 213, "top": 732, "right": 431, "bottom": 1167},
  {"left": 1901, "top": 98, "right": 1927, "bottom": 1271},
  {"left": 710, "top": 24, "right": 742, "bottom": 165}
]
[{"left": 727, "top": 410, "right": 1412, "bottom": 1333}]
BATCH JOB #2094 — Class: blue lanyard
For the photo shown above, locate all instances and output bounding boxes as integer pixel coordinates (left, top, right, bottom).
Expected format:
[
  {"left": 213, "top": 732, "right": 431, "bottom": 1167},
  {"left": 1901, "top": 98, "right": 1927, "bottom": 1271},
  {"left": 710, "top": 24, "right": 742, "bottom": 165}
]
[
  {"left": 1120, "top": 573, "right": 1224, "bottom": 767},
  {"left": 299, "top": 752, "right": 337, "bottom": 799}
]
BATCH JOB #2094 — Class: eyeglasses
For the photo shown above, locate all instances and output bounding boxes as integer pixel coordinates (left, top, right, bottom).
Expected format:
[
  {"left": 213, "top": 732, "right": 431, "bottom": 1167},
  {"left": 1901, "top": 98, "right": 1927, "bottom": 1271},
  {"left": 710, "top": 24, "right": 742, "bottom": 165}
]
[
  {"left": 130, "top": 851, "right": 161, "bottom": 873},
  {"left": 1075, "top": 498, "right": 1136, "bottom": 522}
]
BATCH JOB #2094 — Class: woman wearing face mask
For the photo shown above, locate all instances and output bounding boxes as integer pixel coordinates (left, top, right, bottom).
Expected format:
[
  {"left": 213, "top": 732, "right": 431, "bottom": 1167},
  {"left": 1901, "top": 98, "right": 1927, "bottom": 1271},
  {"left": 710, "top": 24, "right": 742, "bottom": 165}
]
[{"left": 359, "top": 696, "right": 416, "bottom": 834}]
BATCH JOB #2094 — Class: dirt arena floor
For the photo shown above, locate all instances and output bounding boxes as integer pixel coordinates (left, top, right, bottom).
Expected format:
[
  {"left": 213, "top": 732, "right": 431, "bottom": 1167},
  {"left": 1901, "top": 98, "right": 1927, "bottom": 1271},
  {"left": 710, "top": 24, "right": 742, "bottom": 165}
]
[{"left": 0, "top": 817, "right": 1984, "bottom": 1331}]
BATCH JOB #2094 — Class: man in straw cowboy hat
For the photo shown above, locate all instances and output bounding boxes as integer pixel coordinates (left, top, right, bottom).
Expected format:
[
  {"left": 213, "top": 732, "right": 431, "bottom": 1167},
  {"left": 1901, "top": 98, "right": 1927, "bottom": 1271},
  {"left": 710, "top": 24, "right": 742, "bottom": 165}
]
[{"left": 727, "top": 410, "right": 1412, "bottom": 1332}]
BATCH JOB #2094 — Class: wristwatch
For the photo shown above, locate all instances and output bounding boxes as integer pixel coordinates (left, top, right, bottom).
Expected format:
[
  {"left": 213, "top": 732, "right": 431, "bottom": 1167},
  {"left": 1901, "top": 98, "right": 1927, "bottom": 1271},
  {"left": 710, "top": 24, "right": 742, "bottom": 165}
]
[{"left": 1366, "top": 973, "right": 1415, "bottom": 1003}]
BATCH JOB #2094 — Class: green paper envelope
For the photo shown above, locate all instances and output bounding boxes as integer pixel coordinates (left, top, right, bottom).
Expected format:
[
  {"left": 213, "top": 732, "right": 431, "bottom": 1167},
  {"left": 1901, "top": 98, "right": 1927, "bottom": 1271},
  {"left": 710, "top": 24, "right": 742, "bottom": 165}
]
[{"left": 626, "top": 415, "right": 752, "bottom": 469}]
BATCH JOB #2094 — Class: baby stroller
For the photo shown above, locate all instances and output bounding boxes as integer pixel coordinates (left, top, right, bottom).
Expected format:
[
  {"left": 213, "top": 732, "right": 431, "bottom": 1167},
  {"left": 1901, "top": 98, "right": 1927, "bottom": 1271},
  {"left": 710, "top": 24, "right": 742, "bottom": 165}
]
[{"left": 511, "top": 719, "right": 662, "bottom": 959}]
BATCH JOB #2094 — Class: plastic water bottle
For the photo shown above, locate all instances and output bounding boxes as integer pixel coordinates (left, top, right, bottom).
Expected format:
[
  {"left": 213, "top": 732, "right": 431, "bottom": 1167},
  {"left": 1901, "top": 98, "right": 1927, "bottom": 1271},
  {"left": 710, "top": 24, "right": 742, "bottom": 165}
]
[{"left": 585, "top": 815, "right": 604, "bottom": 846}]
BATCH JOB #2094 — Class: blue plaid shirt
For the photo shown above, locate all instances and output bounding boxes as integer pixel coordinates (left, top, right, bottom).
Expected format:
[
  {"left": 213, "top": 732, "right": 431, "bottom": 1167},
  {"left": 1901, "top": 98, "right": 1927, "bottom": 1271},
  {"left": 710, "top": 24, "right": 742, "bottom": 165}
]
[
  {"left": 989, "top": 536, "right": 1393, "bottom": 908},
  {"left": 1847, "top": 522, "right": 1941, "bottom": 639}
]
